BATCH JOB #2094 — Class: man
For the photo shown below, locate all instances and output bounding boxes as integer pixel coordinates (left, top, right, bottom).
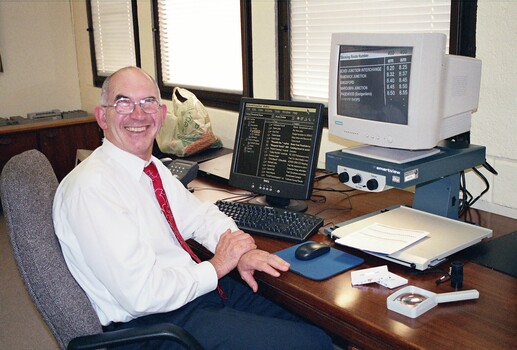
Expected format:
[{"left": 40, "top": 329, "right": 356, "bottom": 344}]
[{"left": 53, "top": 66, "right": 332, "bottom": 349}]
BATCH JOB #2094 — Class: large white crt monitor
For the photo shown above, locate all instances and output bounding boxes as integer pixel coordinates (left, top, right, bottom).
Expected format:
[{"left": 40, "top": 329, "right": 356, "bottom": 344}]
[{"left": 328, "top": 32, "right": 482, "bottom": 150}]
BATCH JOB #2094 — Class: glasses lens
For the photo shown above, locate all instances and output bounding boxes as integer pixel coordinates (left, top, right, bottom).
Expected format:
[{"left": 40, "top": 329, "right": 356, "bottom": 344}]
[
  {"left": 140, "top": 98, "right": 160, "bottom": 113},
  {"left": 114, "top": 99, "right": 134, "bottom": 114}
]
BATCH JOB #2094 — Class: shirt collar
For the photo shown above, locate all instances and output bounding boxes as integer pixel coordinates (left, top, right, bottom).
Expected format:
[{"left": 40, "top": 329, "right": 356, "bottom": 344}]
[{"left": 101, "top": 139, "right": 157, "bottom": 180}]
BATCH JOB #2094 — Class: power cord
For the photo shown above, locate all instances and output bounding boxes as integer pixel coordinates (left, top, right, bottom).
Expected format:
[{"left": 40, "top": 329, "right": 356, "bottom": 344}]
[{"left": 458, "top": 161, "right": 497, "bottom": 217}]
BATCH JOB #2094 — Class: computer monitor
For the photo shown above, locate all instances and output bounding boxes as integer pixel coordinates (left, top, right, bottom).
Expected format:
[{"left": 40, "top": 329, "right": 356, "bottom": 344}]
[
  {"left": 328, "top": 32, "right": 482, "bottom": 151},
  {"left": 229, "top": 98, "right": 324, "bottom": 212}
]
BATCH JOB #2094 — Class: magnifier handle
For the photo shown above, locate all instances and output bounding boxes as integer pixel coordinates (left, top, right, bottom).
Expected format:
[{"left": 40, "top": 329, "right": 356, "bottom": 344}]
[{"left": 435, "top": 289, "right": 479, "bottom": 303}]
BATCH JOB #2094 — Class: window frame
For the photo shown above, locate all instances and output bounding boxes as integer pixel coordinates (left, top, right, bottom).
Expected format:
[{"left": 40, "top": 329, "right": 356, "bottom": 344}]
[
  {"left": 86, "top": 0, "right": 142, "bottom": 88},
  {"left": 449, "top": 0, "right": 478, "bottom": 57},
  {"left": 151, "top": 0, "right": 253, "bottom": 112},
  {"left": 277, "top": 0, "right": 478, "bottom": 123}
]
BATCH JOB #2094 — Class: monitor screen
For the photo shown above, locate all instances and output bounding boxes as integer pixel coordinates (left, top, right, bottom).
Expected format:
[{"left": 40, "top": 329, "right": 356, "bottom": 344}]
[
  {"left": 328, "top": 32, "right": 482, "bottom": 151},
  {"left": 229, "top": 98, "right": 324, "bottom": 212},
  {"left": 337, "top": 45, "right": 412, "bottom": 125}
]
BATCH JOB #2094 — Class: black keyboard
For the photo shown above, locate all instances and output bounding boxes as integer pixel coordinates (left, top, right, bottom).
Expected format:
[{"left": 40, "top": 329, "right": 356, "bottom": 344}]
[{"left": 215, "top": 200, "right": 323, "bottom": 242}]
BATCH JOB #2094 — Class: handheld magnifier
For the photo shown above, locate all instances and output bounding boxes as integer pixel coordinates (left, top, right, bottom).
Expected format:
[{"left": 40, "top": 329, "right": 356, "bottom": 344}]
[{"left": 387, "top": 285, "right": 479, "bottom": 318}]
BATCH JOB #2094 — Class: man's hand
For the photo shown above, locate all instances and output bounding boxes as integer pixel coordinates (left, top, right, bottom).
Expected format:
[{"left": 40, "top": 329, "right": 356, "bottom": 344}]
[
  {"left": 209, "top": 229, "right": 256, "bottom": 279},
  {"left": 237, "top": 250, "right": 290, "bottom": 292}
]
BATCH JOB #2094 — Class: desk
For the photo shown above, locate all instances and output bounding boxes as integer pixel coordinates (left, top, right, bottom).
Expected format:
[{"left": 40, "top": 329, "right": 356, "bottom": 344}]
[
  {"left": 0, "top": 116, "right": 101, "bottom": 180},
  {"left": 191, "top": 173, "right": 517, "bottom": 349}
]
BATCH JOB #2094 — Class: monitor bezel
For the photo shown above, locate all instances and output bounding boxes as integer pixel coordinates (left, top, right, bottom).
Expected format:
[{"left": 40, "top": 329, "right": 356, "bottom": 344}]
[{"left": 229, "top": 98, "right": 324, "bottom": 206}]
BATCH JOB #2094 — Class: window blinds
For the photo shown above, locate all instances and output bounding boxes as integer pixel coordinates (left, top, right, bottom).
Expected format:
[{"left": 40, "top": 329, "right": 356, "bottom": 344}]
[
  {"left": 290, "top": 0, "right": 451, "bottom": 103},
  {"left": 156, "top": 0, "right": 243, "bottom": 93},
  {"left": 91, "top": 0, "right": 136, "bottom": 77}
]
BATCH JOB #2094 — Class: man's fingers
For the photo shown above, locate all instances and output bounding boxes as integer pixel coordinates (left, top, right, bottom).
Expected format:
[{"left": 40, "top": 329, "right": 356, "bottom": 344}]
[
  {"left": 241, "top": 272, "right": 258, "bottom": 293},
  {"left": 220, "top": 230, "right": 256, "bottom": 250},
  {"left": 267, "top": 254, "right": 290, "bottom": 271}
]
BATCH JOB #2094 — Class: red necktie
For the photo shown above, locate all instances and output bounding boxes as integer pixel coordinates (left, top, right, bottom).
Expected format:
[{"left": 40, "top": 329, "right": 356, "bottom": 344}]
[{"left": 144, "top": 162, "right": 226, "bottom": 299}]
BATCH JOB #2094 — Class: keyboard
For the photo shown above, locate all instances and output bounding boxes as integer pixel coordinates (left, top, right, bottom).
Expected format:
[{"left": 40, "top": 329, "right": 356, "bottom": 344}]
[{"left": 215, "top": 200, "right": 323, "bottom": 242}]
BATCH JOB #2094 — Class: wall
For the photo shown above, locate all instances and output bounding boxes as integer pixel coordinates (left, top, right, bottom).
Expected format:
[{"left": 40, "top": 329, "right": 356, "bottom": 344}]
[
  {"left": 0, "top": 1, "right": 81, "bottom": 117},
  {"left": 468, "top": 0, "right": 517, "bottom": 218},
  {"left": 3, "top": 1, "right": 515, "bottom": 219}
]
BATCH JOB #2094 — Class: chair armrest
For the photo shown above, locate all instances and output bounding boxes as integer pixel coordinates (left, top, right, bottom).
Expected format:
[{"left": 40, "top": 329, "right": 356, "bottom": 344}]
[{"left": 67, "top": 323, "right": 203, "bottom": 350}]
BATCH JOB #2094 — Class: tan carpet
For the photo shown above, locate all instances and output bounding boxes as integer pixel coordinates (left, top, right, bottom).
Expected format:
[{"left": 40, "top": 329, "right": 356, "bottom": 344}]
[{"left": 0, "top": 214, "right": 58, "bottom": 349}]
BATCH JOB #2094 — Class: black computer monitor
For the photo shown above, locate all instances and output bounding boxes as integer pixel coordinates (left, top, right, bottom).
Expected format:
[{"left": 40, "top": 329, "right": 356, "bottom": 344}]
[{"left": 229, "top": 98, "right": 324, "bottom": 212}]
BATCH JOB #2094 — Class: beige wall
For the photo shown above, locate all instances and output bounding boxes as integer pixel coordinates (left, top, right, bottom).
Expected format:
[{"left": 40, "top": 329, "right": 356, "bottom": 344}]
[
  {"left": 468, "top": 0, "right": 517, "bottom": 218},
  {"left": 0, "top": 1, "right": 81, "bottom": 117},
  {"left": 1, "top": 1, "right": 515, "bottom": 218}
]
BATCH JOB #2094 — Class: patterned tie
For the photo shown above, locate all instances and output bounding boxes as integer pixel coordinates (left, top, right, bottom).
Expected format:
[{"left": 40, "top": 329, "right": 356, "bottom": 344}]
[{"left": 144, "top": 162, "right": 226, "bottom": 299}]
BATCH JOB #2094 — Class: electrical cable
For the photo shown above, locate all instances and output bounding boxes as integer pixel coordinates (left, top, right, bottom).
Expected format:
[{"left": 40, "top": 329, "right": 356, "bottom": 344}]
[{"left": 458, "top": 165, "right": 492, "bottom": 217}]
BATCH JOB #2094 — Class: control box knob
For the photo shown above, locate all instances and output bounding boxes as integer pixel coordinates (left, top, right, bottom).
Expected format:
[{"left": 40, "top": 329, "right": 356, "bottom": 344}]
[
  {"left": 367, "top": 179, "right": 379, "bottom": 191},
  {"left": 338, "top": 172, "right": 350, "bottom": 183},
  {"left": 352, "top": 174, "right": 362, "bottom": 184}
]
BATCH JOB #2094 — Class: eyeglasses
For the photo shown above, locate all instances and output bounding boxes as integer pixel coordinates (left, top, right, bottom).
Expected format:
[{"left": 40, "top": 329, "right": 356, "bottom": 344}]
[{"left": 103, "top": 97, "right": 161, "bottom": 115}]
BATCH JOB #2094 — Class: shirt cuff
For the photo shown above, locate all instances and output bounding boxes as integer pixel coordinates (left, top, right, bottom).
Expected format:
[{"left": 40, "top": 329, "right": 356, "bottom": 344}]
[{"left": 194, "top": 260, "right": 219, "bottom": 295}]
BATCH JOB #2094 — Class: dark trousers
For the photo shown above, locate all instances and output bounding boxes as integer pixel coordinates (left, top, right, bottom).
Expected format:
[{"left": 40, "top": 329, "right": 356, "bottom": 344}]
[{"left": 103, "top": 276, "right": 333, "bottom": 350}]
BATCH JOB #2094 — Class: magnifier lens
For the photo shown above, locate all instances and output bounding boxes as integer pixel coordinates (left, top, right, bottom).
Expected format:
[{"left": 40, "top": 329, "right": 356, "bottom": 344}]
[{"left": 396, "top": 293, "right": 428, "bottom": 308}]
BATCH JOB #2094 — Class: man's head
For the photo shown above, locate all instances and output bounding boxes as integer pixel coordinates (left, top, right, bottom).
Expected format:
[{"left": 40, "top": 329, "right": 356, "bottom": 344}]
[{"left": 95, "top": 66, "right": 167, "bottom": 160}]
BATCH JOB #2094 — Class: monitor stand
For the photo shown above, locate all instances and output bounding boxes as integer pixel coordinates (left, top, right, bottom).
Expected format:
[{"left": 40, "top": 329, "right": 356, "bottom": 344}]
[
  {"left": 326, "top": 143, "right": 487, "bottom": 219},
  {"left": 250, "top": 195, "right": 308, "bottom": 212},
  {"left": 342, "top": 145, "right": 440, "bottom": 164}
]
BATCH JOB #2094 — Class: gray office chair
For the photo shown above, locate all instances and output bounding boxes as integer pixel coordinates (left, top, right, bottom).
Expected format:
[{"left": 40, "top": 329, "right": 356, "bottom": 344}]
[{"left": 0, "top": 150, "right": 203, "bottom": 350}]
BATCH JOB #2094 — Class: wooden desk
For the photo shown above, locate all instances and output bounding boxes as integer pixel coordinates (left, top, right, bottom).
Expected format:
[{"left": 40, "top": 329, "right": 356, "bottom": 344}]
[
  {"left": 0, "top": 116, "right": 102, "bottom": 181},
  {"left": 191, "top": 174, "right": 517, "bottom": 349}
]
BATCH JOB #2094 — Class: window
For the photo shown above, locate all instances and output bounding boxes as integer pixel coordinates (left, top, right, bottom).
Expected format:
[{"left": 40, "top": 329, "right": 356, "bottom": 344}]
[
  {"left": 86, "top": 0, "right": 140, "bottom": 87},
  {"left": 152, "top": 0, "right": 252, "bottom": 111},
  {"left": 278, "top": 0, "right": 477, "bottom": 105}
]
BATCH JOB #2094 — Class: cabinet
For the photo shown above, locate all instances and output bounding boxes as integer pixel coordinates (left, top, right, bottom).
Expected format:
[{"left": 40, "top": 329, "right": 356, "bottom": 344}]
[{"left": 0, "top": 116, "right": 102, "bottom": 181}]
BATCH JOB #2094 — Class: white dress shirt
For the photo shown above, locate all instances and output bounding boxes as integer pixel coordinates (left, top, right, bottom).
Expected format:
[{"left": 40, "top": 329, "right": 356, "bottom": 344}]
[{"left": 53, "top": 140, "right": 238, "bottom": 325}]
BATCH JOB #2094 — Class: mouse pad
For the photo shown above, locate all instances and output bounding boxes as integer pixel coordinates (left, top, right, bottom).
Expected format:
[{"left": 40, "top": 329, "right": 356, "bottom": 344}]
[{"left": 274, "top": 241, "right": 364, "bottom": 281}]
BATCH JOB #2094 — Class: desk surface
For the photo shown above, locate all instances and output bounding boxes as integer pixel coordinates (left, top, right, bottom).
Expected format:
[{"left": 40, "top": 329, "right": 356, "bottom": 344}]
[
  {"left": 191, "top": 173, "right": 517, "bottom": 350},
  {"left": 0, "top": 116, "right": 96, "bottom": 134}
]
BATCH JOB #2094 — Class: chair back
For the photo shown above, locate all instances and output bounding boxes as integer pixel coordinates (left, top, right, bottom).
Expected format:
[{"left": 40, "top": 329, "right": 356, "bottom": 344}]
[{"left": 0, "top": 150, "right": 101, "bottom": 349}]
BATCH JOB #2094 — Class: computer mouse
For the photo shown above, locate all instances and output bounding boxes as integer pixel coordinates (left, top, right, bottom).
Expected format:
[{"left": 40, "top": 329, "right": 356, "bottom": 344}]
[{"left": 295, "top": 242, "right": 331, "bottom": 261}]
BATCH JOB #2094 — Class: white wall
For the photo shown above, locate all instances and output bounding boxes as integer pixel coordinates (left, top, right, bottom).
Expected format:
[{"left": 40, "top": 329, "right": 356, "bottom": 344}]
[
  {"left": 2, "top": 0, "right": 515, "bottom": 219},
  {"left": 0, "top": 1, "right": 81, "bottom": 117}
]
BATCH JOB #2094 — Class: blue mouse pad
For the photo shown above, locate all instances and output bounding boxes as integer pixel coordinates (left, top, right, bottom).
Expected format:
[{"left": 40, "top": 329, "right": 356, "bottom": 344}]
[{"left": 274, "top": 241, "right": 364, "bottom": 281}]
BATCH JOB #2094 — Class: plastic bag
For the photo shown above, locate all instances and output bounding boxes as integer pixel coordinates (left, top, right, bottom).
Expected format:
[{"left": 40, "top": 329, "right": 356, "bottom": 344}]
[{"left": 156, "top": 87, "right": 222, "bottom": 157}]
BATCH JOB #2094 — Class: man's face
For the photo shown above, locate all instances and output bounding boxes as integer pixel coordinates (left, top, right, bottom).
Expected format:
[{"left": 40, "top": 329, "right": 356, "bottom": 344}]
[{"left": 95, "top": 68, "right": 167, "bottom": 160}]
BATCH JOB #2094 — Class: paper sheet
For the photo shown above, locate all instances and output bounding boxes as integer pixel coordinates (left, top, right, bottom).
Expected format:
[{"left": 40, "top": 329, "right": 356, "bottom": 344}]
[{"left": 335, "top": 222, "right": 429, "bottom": 255}]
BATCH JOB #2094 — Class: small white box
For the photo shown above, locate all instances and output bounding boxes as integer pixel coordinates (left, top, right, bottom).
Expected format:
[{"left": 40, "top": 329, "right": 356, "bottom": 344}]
[
  {"left": 378, "top": 272, "right": 408, "bottom": 289},
  {"left": 351, "top": 265, "right": 389, "bottom": 285}
]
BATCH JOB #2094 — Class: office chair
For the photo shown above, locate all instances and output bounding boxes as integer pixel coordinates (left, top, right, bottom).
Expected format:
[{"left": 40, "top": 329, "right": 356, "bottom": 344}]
[{"left": 0, "top": 150, "right": 203, "bottom": 350}]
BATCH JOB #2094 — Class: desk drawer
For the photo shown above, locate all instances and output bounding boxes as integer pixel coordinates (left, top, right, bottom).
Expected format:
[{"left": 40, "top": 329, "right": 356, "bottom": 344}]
[{"left": 0, "top": 132, "right": 38, "bottom": 165}]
